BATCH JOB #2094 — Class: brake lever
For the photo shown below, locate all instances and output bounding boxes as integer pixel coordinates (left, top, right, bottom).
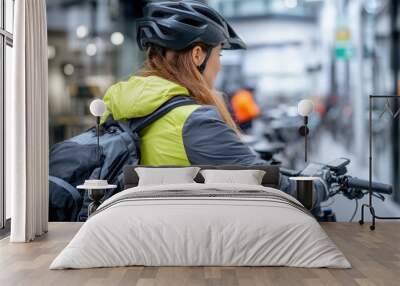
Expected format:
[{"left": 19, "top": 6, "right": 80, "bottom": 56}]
[
  {"left": 372, "top": 192, "right": 385, "bottom": 201},
  {"left": 362, "top": 191, "right": 385, "bottom": 201}
]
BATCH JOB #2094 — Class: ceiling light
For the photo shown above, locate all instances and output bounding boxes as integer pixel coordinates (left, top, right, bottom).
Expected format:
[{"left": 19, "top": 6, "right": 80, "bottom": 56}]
[
  {"left": 63, "top": 64, "right": 75, "bottom": 76},
  {"left": 86, "top": 43, "right": 97, "bottom": 56},
  {"left": 48, "top": 45, "right": 56, "bottom": 60},
  {"left": 76, "top": 25, "right": 89, "bottom": 39},
  {"left": 284, "top": 0, "right": 298, "bottom": 9},
  {"left": 110, "top": 32, "right": 124, "bottom": 46},
  {"left": 363, "top": 0, "right": 387, "bottom": 14}
]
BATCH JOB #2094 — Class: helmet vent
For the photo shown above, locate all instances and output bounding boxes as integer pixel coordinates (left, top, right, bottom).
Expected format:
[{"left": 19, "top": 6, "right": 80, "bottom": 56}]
[
  {"left": 179, "top": 17, "right": 204, "bottom": 27},
  {"left": 152, "top": 11, "right": 172, "bottom": 18},
  {"left": 194, "top": 7, "right": 222, "bottom": 26},
  {"left": 167, "top": 3, "right": 183, "bottom": 10},
  {"left": 158, "top": 25, "right": 175, "bottom": 36}
]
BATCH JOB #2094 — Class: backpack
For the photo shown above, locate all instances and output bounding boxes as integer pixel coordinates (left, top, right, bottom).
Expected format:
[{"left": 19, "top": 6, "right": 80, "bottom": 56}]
[{"left": 49, "top": 96, "right": 196, "bottom": 222}]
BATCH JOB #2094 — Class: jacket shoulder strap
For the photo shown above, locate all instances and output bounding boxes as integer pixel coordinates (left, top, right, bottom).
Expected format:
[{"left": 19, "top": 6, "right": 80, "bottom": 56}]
[{"left": 127, "top": 96, "right": 197, "bottom": 132}]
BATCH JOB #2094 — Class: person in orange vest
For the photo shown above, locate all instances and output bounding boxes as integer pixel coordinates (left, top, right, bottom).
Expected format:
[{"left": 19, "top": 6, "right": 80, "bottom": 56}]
[{"left": 230, "top": 86, "right": 261, "bottom": 132}]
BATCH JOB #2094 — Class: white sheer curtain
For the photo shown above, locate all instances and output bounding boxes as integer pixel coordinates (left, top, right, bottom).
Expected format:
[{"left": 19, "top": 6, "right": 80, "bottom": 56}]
[{"left": 7, "top": 0, "right": 49, "bottom": 242}]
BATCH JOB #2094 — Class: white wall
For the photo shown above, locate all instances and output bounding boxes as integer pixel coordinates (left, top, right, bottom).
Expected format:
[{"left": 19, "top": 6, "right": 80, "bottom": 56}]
[
  {"left": 225, "top": 18, "right": 328, "bottom": 99},
  {"left": 231, "top": 19, "right": 316, "bottom": 46}
]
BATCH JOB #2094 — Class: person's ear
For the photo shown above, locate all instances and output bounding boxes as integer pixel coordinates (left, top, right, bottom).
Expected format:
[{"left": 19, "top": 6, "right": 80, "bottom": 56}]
[{"left": 191, "top": 45, "right": 207, "bottom": 67}]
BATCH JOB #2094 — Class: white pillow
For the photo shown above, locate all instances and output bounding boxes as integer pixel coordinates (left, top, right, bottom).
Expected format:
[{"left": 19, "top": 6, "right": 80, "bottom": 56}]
[
  {"left": 200, "top": 169, "right": 266, "bottom": 185},
  {"left": 135, "top": 167, "right": 200, "bottom": 186}
]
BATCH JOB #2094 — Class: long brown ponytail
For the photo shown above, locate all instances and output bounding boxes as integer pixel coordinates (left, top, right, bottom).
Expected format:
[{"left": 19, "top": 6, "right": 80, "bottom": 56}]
[{"left": 139, "top": 45, "right": 239, "bottom": 132}]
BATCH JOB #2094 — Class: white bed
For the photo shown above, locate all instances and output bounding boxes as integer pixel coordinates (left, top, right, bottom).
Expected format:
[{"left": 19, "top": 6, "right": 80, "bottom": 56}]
[{"left": 50, "top": 183, "right": 351, "bottom": 269}]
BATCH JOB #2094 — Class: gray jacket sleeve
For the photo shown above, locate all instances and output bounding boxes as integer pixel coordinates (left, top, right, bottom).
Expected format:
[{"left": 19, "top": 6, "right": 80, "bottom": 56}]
[
  {"left": 182, "top": 106, "right": 265, "bottom": 166},
  {"left": 182, "top": 106, "right": 328, "bottom": 207}
]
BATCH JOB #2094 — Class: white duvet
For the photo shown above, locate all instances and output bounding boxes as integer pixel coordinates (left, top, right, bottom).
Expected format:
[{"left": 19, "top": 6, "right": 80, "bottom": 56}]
[{"left": 50, "top": 183, "right": 351, "bottom": 269}]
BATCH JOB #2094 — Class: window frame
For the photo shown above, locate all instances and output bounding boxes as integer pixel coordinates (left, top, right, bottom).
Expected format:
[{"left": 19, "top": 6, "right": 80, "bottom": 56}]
[{"left": 0, "top": 0, "right": 13, "bottom": 231}]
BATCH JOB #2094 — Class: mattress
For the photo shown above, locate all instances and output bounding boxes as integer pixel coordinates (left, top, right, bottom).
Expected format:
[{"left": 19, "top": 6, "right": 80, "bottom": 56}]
[{"left": 50, "top": 183, "right": 351, "bottom": 269}]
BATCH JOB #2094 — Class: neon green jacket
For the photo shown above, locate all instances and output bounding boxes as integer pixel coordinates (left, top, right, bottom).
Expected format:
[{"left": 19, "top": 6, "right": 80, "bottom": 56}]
[{"left": 102, "top": 75, "right": 264, "bottom": 166}]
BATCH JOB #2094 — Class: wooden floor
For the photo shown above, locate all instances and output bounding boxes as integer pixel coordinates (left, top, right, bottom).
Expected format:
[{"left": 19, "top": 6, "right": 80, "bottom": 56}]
[{"left": 0, "top": 222, "right": 399, "bottom": 286}]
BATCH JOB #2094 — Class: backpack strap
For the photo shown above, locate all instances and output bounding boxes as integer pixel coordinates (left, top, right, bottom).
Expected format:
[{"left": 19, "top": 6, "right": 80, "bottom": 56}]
[
  {"left": 49, "top": 175, "right": 82, "bottom": 220},
  {"left": 117, "top": 96, "right": 197, "bottom": 134},
  {"left": 49, "top": 176, "right": 82, "bottom": 202}
]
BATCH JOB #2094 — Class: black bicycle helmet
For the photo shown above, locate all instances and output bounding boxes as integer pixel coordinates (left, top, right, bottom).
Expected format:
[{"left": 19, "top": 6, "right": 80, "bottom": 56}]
[{"left": 136, "top": 0, "right": 246, "bottom": 52}]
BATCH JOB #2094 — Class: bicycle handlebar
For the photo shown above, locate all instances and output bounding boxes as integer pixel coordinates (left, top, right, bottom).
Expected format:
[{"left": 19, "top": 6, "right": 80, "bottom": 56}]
[{"left": 345, "top": 177, "right": 393, "bottom": 194}]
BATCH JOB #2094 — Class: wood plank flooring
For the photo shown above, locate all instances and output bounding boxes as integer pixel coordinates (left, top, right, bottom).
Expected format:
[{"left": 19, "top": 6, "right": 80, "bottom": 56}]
[{"left": 0, "top": 222, "right": 399, "bottom": 286}]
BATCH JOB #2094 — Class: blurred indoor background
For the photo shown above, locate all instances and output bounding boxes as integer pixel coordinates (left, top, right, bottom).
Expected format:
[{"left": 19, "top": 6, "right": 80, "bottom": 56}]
[{"left": 45, "top": 0, "right": 400, "bottom": 220}]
